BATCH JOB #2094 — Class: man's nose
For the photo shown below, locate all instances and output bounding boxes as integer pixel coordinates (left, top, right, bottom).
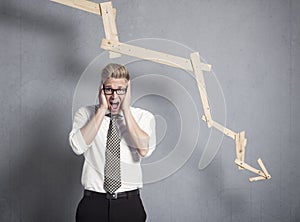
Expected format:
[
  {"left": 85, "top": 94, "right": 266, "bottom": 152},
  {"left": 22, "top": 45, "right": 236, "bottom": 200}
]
[{"left": 111, "top": 90, "right": 117, "bottom": 97}]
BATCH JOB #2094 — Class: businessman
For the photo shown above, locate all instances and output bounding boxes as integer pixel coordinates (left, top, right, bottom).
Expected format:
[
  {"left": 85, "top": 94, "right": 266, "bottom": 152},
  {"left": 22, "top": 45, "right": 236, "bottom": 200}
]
[{"left": 69, "top": 63, "right": 156, "bottom": 222}]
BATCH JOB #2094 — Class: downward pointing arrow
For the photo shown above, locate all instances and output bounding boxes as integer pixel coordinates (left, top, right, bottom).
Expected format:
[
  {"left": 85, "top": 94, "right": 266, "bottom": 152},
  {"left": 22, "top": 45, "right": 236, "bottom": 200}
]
[{"left": 234, "top": 158, "right": 271, "bottom": 182}]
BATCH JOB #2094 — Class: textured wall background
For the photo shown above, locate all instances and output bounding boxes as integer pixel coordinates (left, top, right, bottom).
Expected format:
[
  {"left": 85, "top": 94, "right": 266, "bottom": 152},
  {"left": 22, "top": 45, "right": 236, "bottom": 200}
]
[{"left": 0, "top": 0, "right": 299, "bottom": 221}]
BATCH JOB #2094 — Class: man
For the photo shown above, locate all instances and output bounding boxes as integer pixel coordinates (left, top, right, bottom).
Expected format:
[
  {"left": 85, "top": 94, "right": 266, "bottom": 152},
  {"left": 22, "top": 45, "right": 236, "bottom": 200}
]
[{"left": 69, "top": 63, "right": 156, "bottom": 222}]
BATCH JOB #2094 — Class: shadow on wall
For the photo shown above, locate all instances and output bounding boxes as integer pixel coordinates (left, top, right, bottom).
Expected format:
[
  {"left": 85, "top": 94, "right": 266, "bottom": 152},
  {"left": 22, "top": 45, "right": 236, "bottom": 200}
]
[
  {"left": 0, "top": 0, "right": 87, "bottom": 74},
  {"left": 0, "top": 0, "right": 86, "bottom": 221},
  {"left": 2, "top": 107, "right": 82, "bottom": 221}
]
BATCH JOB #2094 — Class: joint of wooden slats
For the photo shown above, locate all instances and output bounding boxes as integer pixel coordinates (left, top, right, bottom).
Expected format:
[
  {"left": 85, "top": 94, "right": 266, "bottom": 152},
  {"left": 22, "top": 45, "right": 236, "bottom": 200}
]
[
  {"left": 201, "top": 115, "right": 211, "bottom": 127},
  {"left": 257, "top": 158, "right": 271, "bottom": 179},
  {"left": 100, "top": 2, "right": 121, "bottom": 58}
]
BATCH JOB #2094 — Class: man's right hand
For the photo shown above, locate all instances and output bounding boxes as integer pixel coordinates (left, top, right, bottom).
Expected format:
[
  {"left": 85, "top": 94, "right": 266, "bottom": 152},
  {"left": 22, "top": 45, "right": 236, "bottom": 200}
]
[{"left": 99, "top": 87, "right": 108, "bottom": 111}]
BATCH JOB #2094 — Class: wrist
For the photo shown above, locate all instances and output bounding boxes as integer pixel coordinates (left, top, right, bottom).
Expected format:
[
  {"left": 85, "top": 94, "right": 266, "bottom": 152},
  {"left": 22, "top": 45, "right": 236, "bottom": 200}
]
[
  {"left": 122, "top": 107, "right": 131, "bottom": 116},
  {"left": 97, "top": 105, "right": 107, "bottom": 114}
]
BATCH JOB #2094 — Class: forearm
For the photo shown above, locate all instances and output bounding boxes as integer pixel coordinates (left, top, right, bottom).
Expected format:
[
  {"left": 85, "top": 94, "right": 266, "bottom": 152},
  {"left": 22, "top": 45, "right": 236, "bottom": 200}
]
[
  {"left": 80, "top": 107, "right": 107, "bottom": 145},
  {"left": 123, "top": 109, "right": 150, "bottom": 157}
]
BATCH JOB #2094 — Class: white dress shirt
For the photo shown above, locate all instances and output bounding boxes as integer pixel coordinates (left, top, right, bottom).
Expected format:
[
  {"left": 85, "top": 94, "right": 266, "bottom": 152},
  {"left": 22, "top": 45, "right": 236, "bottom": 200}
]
[{"left": 69, "top": 105, "right": 156, "bottom": 193}]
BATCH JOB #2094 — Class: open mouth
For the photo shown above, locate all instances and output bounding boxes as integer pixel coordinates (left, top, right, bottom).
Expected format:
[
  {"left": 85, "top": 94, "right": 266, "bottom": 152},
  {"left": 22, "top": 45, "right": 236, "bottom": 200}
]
[{"left": 110, "top": 101, "right": 120, "bottom": 112}]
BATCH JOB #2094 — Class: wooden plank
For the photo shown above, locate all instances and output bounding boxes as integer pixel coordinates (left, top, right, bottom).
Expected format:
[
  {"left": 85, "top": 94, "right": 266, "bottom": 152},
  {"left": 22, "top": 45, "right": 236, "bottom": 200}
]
[
  {"left": 100, "top": 2, "right": 121, "bottom": 58},
  {"left": 74, "top": 0, "right": 101, "bottom": 13},
  {"left": 51, "top": 0, "right": 101, "bottom": 15},
  {"left": 257, "top": 158, "right": 271, "bottom": 179},
  {"left": 235, "top": 131, "right": 246, "bottom": 169},
  {"left": 205, "top": 118, "right": 236, "bottom": 139},
  {"left": 51, "top": 0, "right": 117, "bottom": 16},
  {"left": 249, "top": 176, "right": 266, "bottom": 182},
  {"left": 234, "top": 159, "right": 266, "bottom": 177},
  {"left": 190, "top": 52, "right": 213, "bottom": 128},
  {"left": 101, "top": 39, "right": 212, "bottom": 72}
]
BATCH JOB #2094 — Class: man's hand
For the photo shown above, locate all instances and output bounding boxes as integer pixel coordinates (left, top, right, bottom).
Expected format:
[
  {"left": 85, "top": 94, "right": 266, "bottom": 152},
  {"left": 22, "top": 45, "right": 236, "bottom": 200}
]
[
  {"left": 99, "top": 86, "right": 108, "bottom": 111},
  {"left": 121, "top": 81, "right": 131, "bottom": 112},
  {"left": 121, "top": 81, "right": 149, "bottom": 157}
]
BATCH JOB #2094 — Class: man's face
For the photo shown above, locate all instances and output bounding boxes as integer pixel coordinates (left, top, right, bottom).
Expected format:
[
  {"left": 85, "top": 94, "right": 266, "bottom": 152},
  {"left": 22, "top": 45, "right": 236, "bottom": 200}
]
[{"left": 103, "top": 77, "right": 128, "bottom": 114}]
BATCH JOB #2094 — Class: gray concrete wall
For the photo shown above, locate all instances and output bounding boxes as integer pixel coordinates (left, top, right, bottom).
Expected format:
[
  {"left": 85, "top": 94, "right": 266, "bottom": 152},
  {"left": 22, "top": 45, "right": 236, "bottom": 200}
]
[{"left": 0, "top": 0, "right": 299, "bottom": 221}]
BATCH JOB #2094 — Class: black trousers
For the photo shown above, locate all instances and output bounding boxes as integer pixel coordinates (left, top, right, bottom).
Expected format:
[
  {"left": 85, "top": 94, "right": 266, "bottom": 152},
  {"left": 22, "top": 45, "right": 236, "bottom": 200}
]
[{"left": 76, "top": 190, "right": 147, "bottom": 222}]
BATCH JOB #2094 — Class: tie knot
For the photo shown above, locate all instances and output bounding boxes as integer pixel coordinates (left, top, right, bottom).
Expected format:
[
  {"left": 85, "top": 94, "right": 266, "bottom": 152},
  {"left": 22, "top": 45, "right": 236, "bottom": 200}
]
[
  {"left": 106, "top": 113, "right": 122, "bottom": 119},
  {"left": 111, "top": 114, "right": 119, "bottom": 120}
]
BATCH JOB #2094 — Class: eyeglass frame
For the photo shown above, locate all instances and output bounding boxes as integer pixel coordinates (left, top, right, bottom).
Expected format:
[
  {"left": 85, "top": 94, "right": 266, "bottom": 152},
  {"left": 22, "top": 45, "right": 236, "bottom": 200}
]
[{"left": 102, "top": 84, "right": 128, "bottom": 95}]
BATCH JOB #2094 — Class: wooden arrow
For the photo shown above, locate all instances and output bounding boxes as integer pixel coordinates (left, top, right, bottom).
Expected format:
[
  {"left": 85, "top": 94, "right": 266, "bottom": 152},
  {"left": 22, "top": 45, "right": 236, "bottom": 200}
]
[{"left": 235, "top": 158, "right": 271, "bottom": 181}]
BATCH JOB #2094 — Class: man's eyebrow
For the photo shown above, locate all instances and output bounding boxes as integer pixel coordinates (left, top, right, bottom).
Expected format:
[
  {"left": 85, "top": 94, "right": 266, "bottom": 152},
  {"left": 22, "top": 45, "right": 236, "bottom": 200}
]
[{"left": 104, "top": 85, "right": 126, "bottom": 89}]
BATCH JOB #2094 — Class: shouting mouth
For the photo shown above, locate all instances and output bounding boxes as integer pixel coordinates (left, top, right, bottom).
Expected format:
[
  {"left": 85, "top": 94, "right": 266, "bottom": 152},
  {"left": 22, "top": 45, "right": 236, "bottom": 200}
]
[{"left": 110, "top": 101, "right": 120, "bottom": 113}]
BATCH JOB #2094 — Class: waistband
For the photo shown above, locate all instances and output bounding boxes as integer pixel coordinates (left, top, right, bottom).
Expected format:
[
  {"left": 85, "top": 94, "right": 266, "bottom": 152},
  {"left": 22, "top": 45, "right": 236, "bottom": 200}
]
[{"left": 84, "top": 189, "right": 140, "bottom": 200}]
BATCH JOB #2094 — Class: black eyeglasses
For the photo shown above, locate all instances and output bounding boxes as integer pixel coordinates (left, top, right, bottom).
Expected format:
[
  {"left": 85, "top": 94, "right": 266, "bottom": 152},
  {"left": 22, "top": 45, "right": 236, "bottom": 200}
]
[{"left": 102, "top": 86, "right": 127, "bottom": 95}]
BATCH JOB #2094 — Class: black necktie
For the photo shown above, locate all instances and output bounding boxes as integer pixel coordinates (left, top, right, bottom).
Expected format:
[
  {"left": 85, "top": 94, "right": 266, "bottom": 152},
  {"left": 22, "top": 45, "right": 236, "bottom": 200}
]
[{"left": 104, "top": 115, "right": 121, "bottom": 193}]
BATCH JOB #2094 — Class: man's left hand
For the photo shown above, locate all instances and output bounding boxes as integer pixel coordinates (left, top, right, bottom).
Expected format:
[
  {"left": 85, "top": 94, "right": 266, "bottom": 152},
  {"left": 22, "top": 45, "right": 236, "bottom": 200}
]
[{"left": 121, "top": 80, "right": 131, "bottom": 112}]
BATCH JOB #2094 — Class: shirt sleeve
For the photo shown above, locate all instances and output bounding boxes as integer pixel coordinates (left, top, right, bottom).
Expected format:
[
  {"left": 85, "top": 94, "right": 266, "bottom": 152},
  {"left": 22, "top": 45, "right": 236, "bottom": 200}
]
[
  {"left": 69, "top": 107, "right": 93, "bottom": 155},
  {"left": 138, "top": 110, "right": 156, "bottom": 158}
]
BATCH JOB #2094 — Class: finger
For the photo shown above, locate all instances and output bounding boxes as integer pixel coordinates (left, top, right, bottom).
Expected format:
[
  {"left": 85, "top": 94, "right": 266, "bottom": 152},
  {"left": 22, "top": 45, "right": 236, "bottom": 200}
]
[
  {"left": 100, "top": 85, "right": 106, "bottom": 95},
  {"left": 100, "top": 83, "right": 105, "bottom": 91},
  {"left": 126, "top": 81, "right": 131, "bottom": 94}
]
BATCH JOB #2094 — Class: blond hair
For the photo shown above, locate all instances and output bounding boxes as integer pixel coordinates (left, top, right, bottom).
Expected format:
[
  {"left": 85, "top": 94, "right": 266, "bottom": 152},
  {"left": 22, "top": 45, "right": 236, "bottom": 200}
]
[{"left": 101, "top": 63, "right": 130, "bottom": 84}]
